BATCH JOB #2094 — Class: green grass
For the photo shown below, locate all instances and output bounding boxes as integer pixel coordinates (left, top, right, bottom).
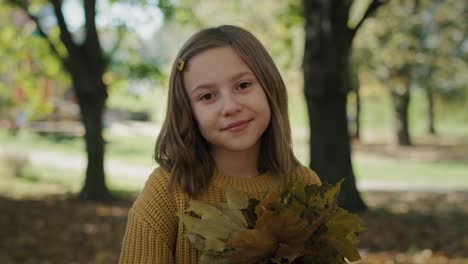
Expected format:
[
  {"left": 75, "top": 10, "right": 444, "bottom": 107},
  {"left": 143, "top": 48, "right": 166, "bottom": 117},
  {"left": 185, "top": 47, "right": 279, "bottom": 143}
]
[
  {"left": 353, "top": 155, "right": 468, "bottom": 187},
  {"left": 0, "top": 161, "right": 145, "bottom": 199},
  {"left": 0, "top": 130, "right": 155, "bottom": 166},
  {"left": 0, "top": 150, "right": 466, "bottom": 199}
]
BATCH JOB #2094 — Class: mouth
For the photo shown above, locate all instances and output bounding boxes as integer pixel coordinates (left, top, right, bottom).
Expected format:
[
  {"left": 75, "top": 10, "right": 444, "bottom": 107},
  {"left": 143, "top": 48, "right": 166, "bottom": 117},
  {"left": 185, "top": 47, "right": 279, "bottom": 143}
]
[{"left": 221, "top": 119, "right": 253, "bottom": 132}]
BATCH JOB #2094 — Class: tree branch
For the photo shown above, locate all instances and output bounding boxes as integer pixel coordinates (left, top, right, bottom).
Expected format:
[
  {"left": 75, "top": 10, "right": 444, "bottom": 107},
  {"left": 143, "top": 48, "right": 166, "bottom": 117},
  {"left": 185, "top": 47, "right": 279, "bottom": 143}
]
[
  {"left": 84, "top": 0, "right": 97, "bottom": 38},
  {"left": 50, "top": 0, "right": 77, "bottom": 57},
  {"left": 105, "top": 25, "right": 126, "bottom": 68},
  {"left": 8, "top": 0, "right": 64, "bottom": 63},
  {"left": 83, "top": 0, "right": 105, "bottom": 75},
  {"left": 349, "top": 0, "right": 387, "bottom": 40}
]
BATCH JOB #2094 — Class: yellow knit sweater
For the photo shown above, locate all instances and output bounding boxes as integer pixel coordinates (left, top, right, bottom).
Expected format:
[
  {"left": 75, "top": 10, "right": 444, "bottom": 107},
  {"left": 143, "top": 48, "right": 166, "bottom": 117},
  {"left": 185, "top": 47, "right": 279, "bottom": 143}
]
[{"left": 119, "top": 165, "right": 321, "bottom": 263}]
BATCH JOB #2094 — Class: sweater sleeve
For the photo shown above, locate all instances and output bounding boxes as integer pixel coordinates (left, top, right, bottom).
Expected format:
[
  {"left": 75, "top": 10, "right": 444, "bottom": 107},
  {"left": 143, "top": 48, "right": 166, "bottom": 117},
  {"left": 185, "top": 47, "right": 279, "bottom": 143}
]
[{"left": 119, "top": 168, "right": 178, "bottom": 263}]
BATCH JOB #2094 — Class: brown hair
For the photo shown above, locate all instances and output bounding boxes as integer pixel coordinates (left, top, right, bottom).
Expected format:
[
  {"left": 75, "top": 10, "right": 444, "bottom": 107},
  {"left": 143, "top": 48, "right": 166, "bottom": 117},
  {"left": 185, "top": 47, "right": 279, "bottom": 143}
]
[{"left": 154, "top": 25, "right": 299, "bottom": 197}]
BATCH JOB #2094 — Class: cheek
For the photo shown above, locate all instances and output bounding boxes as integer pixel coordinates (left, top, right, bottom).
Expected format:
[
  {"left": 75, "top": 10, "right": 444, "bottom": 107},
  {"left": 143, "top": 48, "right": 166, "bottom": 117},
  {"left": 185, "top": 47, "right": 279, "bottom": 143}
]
[
  {"left": 258, "top": 91, "right": 271, "bottom": 123},
  {"left": 191, "top": 106, "right": 215, "bottom": 134}
]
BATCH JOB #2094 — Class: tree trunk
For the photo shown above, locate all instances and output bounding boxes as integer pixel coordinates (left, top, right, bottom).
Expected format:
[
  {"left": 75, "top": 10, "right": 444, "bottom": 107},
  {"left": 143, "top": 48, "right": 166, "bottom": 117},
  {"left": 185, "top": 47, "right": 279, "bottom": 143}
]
[
  {"left": 75, "top": 81, "right": 111, "bottom": 201},
  {"left": 391, "top": 87, "right": 412, "bottom": 146},
  {"left": 302, "top": 0, "right": 368, "bottom": 212},
  {"left": 10, "top": 0, "right": 112, "bottom": 201},
  {"left": 354, "top": 86, "right": 361, "bottom": 140},
  {"left": 425, "top": 85, "right": 436, "bottom": 134}
]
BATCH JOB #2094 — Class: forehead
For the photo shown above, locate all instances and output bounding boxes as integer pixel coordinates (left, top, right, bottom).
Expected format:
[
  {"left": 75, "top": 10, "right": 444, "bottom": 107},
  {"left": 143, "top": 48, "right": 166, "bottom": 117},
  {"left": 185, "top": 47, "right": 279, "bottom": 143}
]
[{"left": 183, "top": 46, "right": 253, "bottom": 90}]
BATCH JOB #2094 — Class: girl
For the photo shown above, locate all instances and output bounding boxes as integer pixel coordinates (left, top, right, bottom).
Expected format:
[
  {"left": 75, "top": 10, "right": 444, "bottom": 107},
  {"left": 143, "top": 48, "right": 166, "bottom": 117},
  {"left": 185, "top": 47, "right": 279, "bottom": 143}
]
[{"left": 119, "top": 25, "right": 321, "bottom": 264}]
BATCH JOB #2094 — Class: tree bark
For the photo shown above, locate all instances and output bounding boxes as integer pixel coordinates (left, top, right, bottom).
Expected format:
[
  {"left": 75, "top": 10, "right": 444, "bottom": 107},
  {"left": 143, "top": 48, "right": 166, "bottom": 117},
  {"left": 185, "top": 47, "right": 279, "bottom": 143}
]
[
  {"left": 302, "top": 0, "right": 371, "bottom": 212},
  {"left": 355, "top": 86, "right": 361, "bottom": 140},
  {"left": 391, "top": 87, "right": 412, "bottom": 146},
  {"left": 75, "top": 82, "right": 111, "bottom": 200},
  {"left": 425, "top": 85, "right": 436, "bottom": 134}
]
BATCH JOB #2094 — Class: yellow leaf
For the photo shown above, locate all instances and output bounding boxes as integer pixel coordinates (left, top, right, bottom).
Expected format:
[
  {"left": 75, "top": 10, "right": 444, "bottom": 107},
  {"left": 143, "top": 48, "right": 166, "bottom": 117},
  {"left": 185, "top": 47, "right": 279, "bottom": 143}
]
[
  {"left": 178, "top": 212, "right": 240, "bottom": 251},
  {"left": 187, "top": 200, "right": 224, "bottom": 220},
  {"left": 226, "top": 189, "right": 249, "bottom": 209},
  {"left": 220, "top": 207, "right": 247, "bottom": 227}
]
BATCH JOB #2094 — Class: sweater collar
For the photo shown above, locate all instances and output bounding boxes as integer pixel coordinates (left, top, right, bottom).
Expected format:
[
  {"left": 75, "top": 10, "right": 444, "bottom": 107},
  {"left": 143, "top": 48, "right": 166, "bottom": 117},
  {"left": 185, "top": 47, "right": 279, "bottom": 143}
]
[{"left": 210, "top": 169, "right": 280, "bottom": 193}]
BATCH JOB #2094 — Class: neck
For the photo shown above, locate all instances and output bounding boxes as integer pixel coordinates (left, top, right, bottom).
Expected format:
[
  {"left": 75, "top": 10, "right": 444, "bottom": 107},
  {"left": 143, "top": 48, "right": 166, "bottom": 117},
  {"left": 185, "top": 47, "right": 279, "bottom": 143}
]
[{"left": 211, "top": 144, "right": 260, "bottom": 178}]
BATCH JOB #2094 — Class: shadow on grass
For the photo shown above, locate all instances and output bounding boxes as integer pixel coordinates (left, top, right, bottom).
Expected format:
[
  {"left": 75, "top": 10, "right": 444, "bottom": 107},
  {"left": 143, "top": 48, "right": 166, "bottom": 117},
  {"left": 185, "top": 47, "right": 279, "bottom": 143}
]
[
  {"left": 360, "top": 191, "right": 468, "bottom": 258},
  {"left": 0, "top": 194, "right": 134, "bottom": 264},
  {"left": 0, "top": 191, "right": 466, "bottom": 263}
]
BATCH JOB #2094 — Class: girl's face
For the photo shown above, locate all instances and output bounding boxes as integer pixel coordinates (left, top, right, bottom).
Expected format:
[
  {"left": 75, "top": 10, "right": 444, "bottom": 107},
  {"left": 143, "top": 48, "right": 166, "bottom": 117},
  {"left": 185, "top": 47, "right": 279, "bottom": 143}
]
[{"left": 183, "top": 46, "right": 271, "bottom": 154}]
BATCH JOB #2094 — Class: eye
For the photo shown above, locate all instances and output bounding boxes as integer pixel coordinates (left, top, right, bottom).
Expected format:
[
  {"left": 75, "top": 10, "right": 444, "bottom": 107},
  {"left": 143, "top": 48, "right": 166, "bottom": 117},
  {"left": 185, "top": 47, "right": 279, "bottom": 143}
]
[
  {"left": 238, "top": 82, "right": 252, "bottom": 90},
  {"left": 199, "top": 92, "right": 215, "bottom": 101}
]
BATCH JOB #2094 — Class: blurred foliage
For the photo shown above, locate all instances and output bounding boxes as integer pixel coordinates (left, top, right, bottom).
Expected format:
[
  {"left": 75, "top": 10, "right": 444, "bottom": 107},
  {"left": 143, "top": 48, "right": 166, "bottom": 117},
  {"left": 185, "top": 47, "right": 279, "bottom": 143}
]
[
  {"left": 170, "top": 0, "right": 305, "bottom": 81},
  {"left": 354, "top": 0, "right": 468, "bottom": 104},
  {"left": 0, "top": 0, "right": 173, "bottom": 122},
  {"left": 0, "top": 4, "right": 70, "bottom": 121}
]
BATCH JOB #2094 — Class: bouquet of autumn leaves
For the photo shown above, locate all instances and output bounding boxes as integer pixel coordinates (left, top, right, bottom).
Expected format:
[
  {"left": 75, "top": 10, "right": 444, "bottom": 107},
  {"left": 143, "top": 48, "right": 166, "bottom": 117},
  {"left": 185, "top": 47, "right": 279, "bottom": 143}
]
[{"left": 178, "top": 179, "right": 364, "bottom": 264}]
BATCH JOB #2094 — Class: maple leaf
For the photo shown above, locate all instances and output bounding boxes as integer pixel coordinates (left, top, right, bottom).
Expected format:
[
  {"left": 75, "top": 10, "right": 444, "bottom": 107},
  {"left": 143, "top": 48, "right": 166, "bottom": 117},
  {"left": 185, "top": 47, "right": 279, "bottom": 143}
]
[
  {"left": 225, "top": 229, "right": 276, "bottom": 263},
  {"left": 177, "top": 195, "right": 248, "bottom": 252},
  {"left": 255, "top": 189, "right": 281, "bottom": 218}
]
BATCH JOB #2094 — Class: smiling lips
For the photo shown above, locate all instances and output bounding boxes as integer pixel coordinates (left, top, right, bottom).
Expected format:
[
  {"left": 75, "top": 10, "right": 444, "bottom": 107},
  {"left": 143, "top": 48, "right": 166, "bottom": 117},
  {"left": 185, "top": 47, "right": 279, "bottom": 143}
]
[{"left": 221, "top": 119, "right": 252, "bottom": 132}]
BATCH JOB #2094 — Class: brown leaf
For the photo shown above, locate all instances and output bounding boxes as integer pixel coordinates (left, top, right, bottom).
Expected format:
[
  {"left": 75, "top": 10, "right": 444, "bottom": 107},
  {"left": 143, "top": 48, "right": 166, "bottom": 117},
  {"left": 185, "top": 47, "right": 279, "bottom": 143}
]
[
  {"left": 226, "top": 229, "right": 276, "bottom": 263},
  {"left": 257, "top": 207, "right": 310, "bottom": 243},
  {"left": 255, "top": 189, "right": 281, "bottom": 218}
]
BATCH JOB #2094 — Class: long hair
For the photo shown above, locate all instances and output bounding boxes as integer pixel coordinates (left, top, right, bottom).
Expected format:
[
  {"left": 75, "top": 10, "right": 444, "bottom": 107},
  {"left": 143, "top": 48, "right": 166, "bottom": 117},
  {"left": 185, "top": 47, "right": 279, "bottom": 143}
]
[{"left": 155, "top": 25, "right": 299, "bottom": 197}]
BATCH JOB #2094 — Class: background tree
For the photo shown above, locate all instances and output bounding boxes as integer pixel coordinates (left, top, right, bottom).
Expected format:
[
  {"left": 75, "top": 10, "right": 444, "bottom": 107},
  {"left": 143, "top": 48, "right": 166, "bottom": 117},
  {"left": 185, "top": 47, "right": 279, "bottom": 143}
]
[
  {"left": 302, "top": 0, "right": 387, "bottom": 212},
  {"left": 3, "top": 0, "right": 171, "bottom": 200},
  {"left": 354, "top": 0, "right": 467, "bottom": 144}
]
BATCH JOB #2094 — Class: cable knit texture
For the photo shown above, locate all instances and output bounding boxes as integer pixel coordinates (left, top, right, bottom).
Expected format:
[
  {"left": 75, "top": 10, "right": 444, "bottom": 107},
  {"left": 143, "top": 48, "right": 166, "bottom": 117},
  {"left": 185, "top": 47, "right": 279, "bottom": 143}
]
[{"left": 119, "top": 165, "right": 321, "bottom": 264}]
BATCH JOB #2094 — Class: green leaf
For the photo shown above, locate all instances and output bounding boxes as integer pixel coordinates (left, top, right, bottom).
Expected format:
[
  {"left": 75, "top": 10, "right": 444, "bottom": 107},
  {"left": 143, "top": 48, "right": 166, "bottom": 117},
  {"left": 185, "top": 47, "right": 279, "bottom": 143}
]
[
  {"left": 178, "top": 198, "right": 248, "bottom": 251},
  {"left": 226, "top": 189, "right": 249, "bottom": 210},
  {"left": 327, "top": 236, "right": 361, "bottom": 262},
  {"left": 186, "top": 233, "right": 205, "bottom": 251},
  {"left": 178, "top": 213, "right": 233, "bottom": 251},
  {"left": 291, "top": 181, "right": 306, "bottom": 203},
  {"left": 219, "top": 208, "right": 247, "bottom": 227},
  {"left": 187, "top": 200, "right": 225, "bottom": 220}
]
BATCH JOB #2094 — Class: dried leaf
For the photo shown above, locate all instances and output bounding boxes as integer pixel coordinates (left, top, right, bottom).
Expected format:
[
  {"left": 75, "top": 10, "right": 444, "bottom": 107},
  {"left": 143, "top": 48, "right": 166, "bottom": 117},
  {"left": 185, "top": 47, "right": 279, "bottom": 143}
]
[
  {"left": 226, "top": 229, "right": 276, "bottom": 263},
  {"left": 325, "top": 208, "right": 364, "bottom": 262},
  {"left": 178, "top": 199, "right": 246, "bottom": 251},
  {"left": 187, "top": 233, "right": 205, "bottom": 251},
  {"left": 291, "top": 181, "right": 306, "bottom": 203},
  {"left": 255, "top": 189, "right": 281, "bottom": 218},
  {"left": 219, "top": 207, "right": 247, "bottom": 227},
  {"left": 178, "top": 214, "right": 234, "bottom": 251},
  {"left": 256, "top": 207, "right": 309, "bottom": 243},
  {"left": 226, "top": 189, "right": 249, "bottom": 210},
  {"left": 199, "top": 251, "right": 232, "bottom": 264}
]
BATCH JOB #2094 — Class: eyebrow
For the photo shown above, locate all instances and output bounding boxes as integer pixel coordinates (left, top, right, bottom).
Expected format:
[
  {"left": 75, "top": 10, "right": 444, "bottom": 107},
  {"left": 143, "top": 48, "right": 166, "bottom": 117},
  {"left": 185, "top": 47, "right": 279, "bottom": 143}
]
[{"left": 190, "top": 71, "right": 254, "bottom": 96}]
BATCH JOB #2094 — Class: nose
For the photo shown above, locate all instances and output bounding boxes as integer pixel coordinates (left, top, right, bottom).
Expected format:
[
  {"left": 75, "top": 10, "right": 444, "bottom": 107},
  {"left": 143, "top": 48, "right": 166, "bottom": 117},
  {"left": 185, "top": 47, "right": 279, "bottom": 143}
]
[{"left": 221, "top": 93, "right": 242, "bottom": 116}]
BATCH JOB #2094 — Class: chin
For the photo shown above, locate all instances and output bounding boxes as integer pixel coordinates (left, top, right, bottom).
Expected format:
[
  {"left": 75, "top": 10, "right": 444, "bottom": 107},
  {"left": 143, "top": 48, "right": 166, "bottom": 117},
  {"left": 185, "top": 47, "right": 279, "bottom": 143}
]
[{"left": 222, "top": 141, "right": 260, "bottom": 152}]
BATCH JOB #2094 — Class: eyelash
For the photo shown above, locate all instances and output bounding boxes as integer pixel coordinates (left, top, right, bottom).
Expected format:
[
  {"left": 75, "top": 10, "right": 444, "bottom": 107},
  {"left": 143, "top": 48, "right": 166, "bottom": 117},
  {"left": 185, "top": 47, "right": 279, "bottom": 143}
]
[
  {"left": 197, "top": 81, "right": 253, "bottom": 101},
  {"left": 199, "top": 93, "right": 215, "bottom": 101},
  {"left": 238, "top": 81, "right": 252, "bottom": 90}
]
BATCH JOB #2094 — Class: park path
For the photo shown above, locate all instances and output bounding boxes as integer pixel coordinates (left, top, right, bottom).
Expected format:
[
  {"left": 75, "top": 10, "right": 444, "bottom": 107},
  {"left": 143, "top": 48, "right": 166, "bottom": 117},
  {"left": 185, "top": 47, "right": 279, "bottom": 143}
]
[
  {"left": 2, "top": 120, "right": 467, "bottom": 192},
  {"left": 1, "top": 146, "right": 465, "bottom": 192}
]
